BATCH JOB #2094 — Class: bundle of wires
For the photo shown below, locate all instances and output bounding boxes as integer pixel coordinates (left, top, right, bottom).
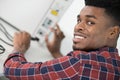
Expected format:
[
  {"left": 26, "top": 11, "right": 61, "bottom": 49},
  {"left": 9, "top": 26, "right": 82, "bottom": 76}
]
[
  {"left": 0, "top": 18, "right": 39, "bottom": 54},
  {"left": 0, "top": 23, "right": 14, "bottom": 54},
  {"left": 0, "top": 23, "right": 13, "bottom": 47}
]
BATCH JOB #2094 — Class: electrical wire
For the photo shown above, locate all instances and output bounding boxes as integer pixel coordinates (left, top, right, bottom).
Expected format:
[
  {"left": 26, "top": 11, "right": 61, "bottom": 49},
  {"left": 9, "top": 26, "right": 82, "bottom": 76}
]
[
  {"left": 0, "top": 17, "right": 39, "bottom": 41},
  {"left": 0, "top": 23, "right": 13, "bottom": 41},
  {"left": 0, "top": 23, "right": 39, "bottom": 47},
  {"left": 0, "top": 38, "right": 13, "bottom": 47},
  {"left": 0, "top": 17, "right": 40, "bottom": 54},
  {"left": 0, "top": 23, "right": 13, "bottom": 47},
  {"left": 0, "top": 44, "right": 5, "bottom": 54},
  {"left": 0, "top": 18, "right": 17, "bottom": 54},
  {"left": 0, "top": 17, "right": 20, "bottom": 31}
]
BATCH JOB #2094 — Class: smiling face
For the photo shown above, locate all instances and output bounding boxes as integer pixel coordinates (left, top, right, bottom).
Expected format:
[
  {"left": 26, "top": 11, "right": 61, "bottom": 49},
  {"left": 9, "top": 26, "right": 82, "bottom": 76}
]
[{"left": 73, "top": 6, "right": 118, "bottom": 51}]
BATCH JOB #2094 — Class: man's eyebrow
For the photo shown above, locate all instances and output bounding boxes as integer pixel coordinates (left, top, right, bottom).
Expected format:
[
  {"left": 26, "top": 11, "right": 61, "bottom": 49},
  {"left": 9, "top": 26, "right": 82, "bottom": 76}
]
[
  {"left": 86, "top": 15, "right": 97, "bottom": 19},
  {"left": 77, "top": 14, "right": 97, "bottom": 19}
]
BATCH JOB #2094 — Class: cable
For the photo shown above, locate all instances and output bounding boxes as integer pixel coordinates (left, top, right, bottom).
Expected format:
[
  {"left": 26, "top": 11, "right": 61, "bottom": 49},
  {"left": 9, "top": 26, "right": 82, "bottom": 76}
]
[
  {"left": 0, "top": 17, "right": 40, "bottom": 54},
  {"left": 0, "top": 45, "right": 5, "bottom": 54},
  {"left": 0, "top": 17, "right": 39, "bottom": 41},
  {"left": 0, "top": 17, "right": 39, "bottom": 48},
  {"left": 0, "top": 38, "right": 13, "bottom": 47},
  {"left": 0, "top": 19, "right": 39, "bottom": 42},
  {"left": 31, "top": 37, "right": 39, "bottom": 41},
  {"left": 0, "top": 23, "right": 13, "bottom": 41},
  {"left": 0, "top": 23, "right": 14, "bottom": 48},
  {"left": 0, "top": 17, "right": 20, "bottom": 31}
]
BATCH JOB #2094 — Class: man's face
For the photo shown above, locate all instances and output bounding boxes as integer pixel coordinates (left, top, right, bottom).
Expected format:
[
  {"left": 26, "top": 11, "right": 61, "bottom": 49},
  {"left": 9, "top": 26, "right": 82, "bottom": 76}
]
[{"left": 73, "top": 6, "right": 114, "bottom": 51}]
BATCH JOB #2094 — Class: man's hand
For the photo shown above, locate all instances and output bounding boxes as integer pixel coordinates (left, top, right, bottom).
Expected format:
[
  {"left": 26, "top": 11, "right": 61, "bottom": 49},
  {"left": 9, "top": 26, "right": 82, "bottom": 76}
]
[
  {"left": 13, "top": 31, "right": 31, "bottom": 53},
  {"left": 45, "top": 24, "right": 65, "bottom": 58}
]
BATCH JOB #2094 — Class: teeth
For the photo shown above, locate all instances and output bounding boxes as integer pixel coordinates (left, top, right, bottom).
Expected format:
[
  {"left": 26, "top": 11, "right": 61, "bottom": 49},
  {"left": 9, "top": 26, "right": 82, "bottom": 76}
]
[{"left": 74, "top": 36, "right": 85, "bottom": 39}]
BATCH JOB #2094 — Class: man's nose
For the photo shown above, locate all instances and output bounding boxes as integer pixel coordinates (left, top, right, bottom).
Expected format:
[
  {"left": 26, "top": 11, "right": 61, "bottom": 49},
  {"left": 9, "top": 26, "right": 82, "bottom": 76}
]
[{"left": 75, "top": 22, "right": 85, "bottom": 31}]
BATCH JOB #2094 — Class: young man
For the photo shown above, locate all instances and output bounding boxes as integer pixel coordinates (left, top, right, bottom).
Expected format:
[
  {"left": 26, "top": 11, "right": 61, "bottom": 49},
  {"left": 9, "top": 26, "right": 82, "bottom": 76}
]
[{"left": 4, "top": 0, "right": 120, "bottom": 80}]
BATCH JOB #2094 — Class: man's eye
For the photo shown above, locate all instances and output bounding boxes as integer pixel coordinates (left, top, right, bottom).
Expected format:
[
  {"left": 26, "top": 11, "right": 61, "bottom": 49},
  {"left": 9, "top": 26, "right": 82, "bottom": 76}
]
[
  {"left": 87, "top": 21, "right": 95, "bottom": 25},
  {"left": 77, "top": 19, "right": 81, "bottom": 24}
]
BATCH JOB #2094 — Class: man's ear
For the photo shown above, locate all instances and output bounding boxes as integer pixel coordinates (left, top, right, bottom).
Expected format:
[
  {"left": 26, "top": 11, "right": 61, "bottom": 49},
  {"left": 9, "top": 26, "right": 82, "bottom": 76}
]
[{"left": 108, "top": 26, "right": 120, "bottom": 39}]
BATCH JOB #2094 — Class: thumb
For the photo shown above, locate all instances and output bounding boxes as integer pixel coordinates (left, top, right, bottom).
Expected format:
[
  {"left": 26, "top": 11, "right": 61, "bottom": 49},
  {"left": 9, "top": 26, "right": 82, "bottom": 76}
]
[{"left": 45, "top": 34, "right": 49, "bottom": 44}]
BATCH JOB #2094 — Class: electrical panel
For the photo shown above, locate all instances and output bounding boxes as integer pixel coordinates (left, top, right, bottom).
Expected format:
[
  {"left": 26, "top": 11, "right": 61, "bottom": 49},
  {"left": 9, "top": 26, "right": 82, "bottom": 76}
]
[{"left": 34, "top": 0, "right": 73, "bottom": 44}]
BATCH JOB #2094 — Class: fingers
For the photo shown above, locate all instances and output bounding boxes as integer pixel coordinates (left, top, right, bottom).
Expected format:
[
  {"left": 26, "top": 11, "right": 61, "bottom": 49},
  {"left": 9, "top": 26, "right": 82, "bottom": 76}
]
[
  {"left": 53, "top": 24, "right": 62, "bottom": 35},
  {"left": 56, "top": 24, "right": 65, "bottom": 39},
  {"left": 45, "top": 24, "right": 65, "bottom": 45},
  {"left": 50, "top": 24, "right": 61, "bottom": 34},
  {"left": 13, "top": 31, "right": 31, "bottom": 53},
  {"left": 45, "top": 34, "right": 49, "bottom": 44},
  {"left": 51, "top": 24, "right": 65, "bottom": 39},
  {"left": 56, "top": 24, "right": 61, "bottom": 32},
  {"left": 14, "top": 31, "right": 31, "bottom": 39},
  {"left": 13, "top": 31, "right": 31, "bottom": 45}
]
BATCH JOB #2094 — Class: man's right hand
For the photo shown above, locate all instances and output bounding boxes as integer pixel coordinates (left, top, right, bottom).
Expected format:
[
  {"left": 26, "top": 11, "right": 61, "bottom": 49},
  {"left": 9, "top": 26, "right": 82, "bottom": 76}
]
[{"left": 13, "top": 31, "right": 31, "bottom": 53}]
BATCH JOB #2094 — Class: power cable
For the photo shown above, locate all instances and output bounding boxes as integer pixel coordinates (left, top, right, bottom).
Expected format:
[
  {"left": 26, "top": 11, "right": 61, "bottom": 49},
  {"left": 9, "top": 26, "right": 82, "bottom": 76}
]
[{"left": 0, "top": 17, "right": 39, "bottom": 54}]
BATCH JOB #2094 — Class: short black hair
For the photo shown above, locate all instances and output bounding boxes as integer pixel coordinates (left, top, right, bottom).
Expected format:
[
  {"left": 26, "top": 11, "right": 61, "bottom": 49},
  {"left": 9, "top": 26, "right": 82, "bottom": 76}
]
[{"left": 85, "top": 0, "right": 120, "bottom": 25}]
